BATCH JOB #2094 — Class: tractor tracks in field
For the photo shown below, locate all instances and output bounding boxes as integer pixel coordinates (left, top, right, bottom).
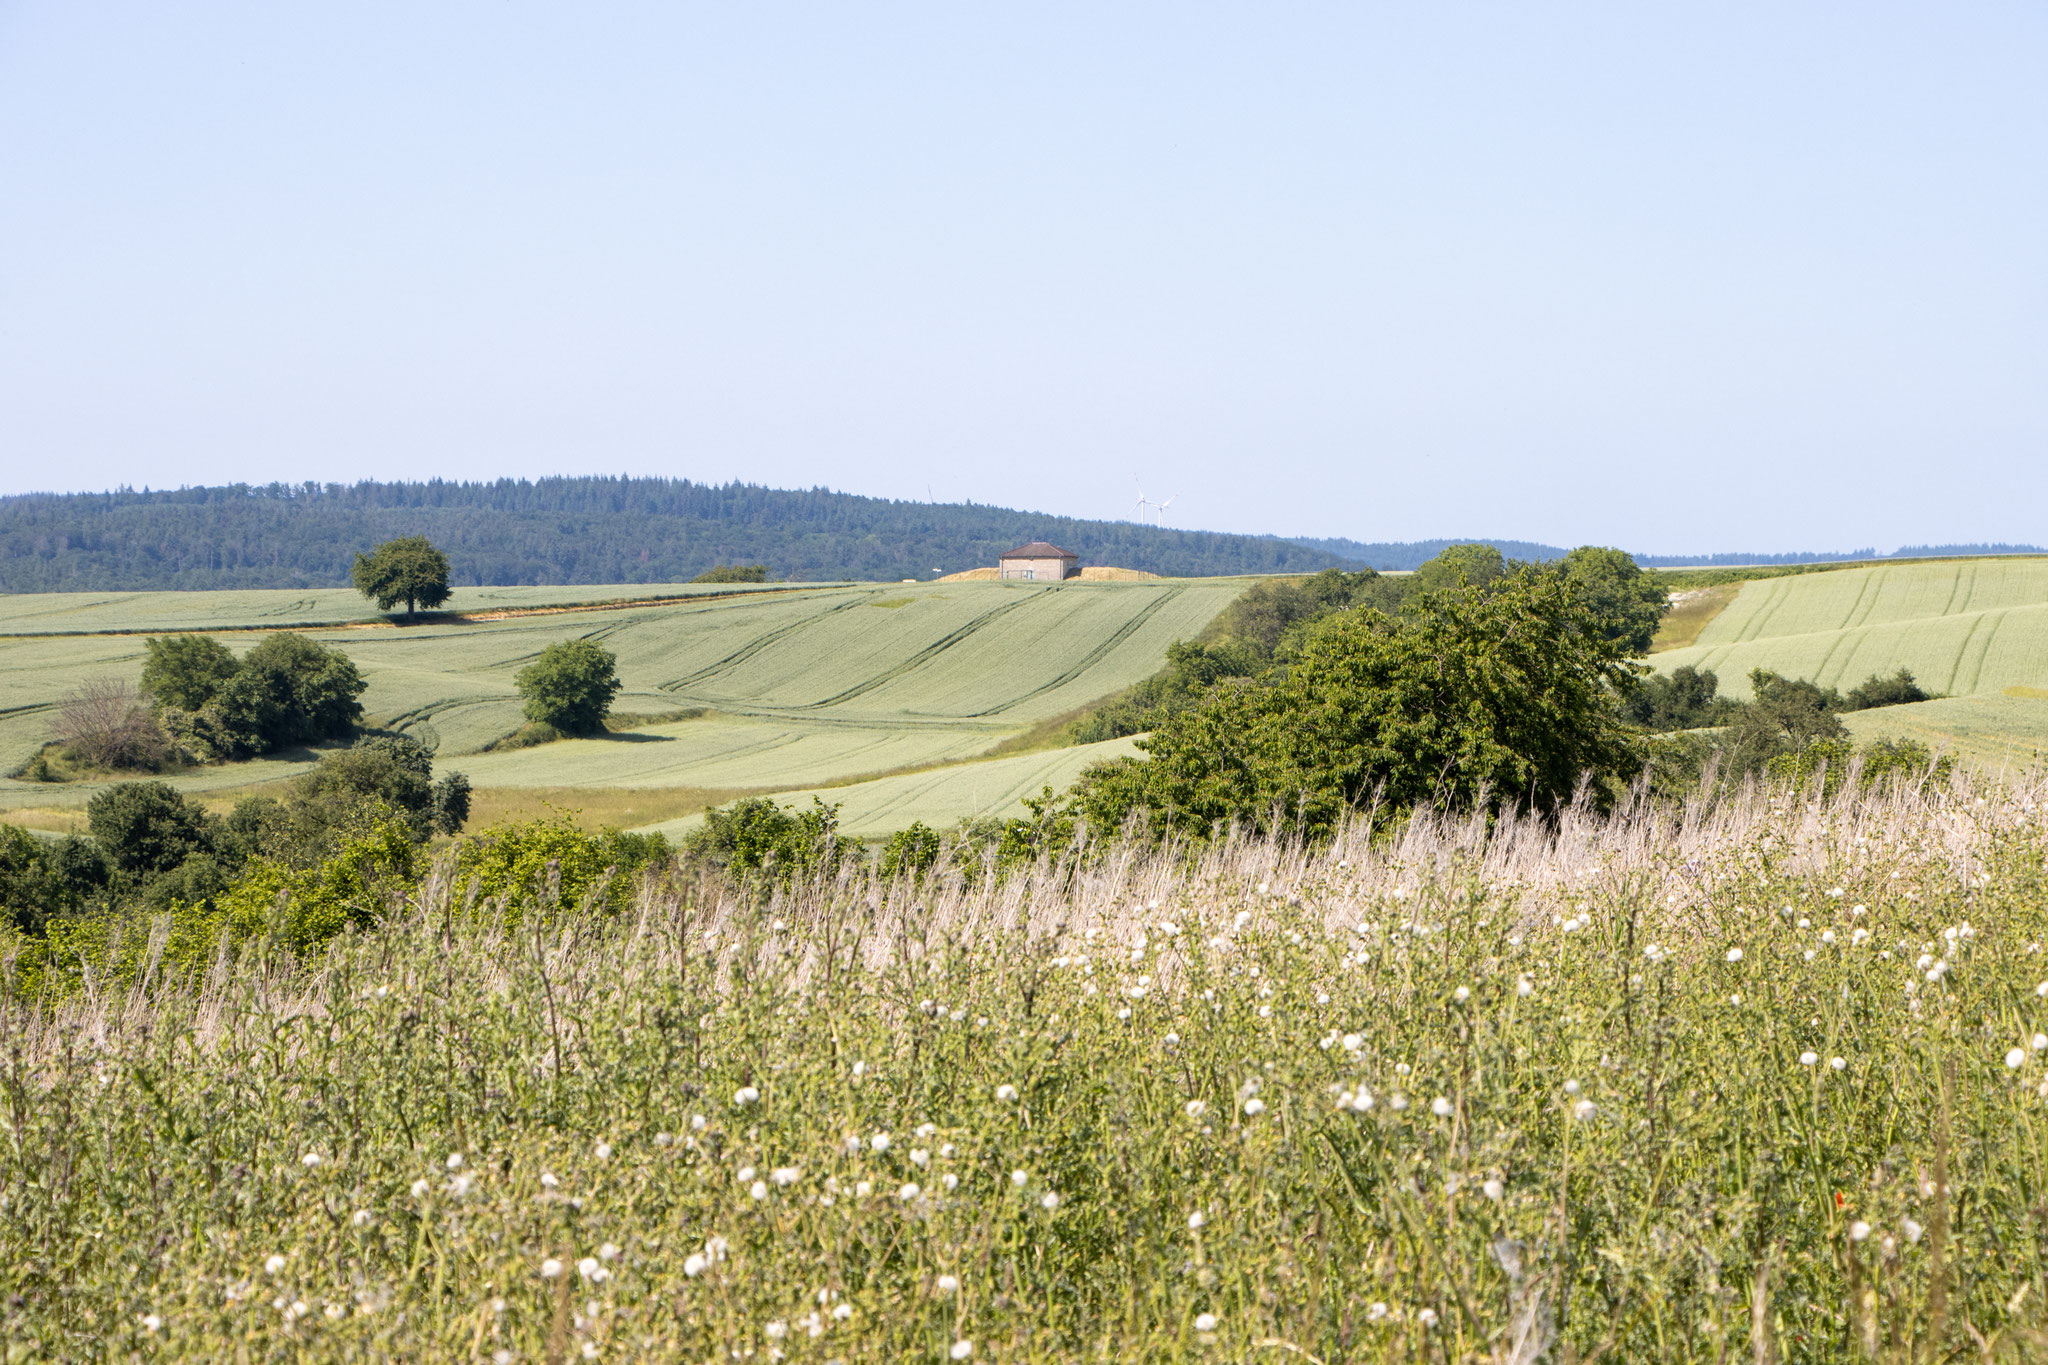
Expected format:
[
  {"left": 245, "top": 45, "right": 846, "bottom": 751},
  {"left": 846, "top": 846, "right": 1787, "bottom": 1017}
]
[
  {"left": 656, "top": 593, "right": 882, "bottom": 695},
  {"left": 959, "top": 586, "right": 1186, "bottom": 718},
  {"left": 791, "top": 593, "right": 1046, "bottom": 711}
]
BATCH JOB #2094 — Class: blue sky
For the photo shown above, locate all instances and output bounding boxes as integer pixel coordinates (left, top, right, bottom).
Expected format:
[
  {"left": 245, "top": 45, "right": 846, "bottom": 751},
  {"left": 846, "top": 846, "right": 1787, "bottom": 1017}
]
[{"left": 1, "top": 3, "right": 2041, "bottom": 552}]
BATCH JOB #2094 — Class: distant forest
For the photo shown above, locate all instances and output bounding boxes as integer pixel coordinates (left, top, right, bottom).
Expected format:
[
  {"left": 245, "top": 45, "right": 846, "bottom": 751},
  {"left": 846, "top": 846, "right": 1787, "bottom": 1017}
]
[
  {"left": 0, "top": 478, "right": 1351, "bottom": 590},
  {"left": 1288, "top": 536, "right": 1570, "bottom": 569}
]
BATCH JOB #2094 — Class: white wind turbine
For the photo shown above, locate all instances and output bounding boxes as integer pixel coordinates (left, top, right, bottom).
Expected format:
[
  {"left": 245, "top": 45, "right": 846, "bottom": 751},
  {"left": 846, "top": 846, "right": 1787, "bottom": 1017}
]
[{"left": 1131, "top": 478, "right": 1154, "bottom": 524}]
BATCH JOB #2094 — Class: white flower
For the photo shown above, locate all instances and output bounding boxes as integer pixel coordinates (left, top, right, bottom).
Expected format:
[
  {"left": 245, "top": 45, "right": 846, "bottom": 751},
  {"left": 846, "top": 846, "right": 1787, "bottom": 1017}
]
[
  {"left": 1517, "top": 977, "right": 1534, "bottom": 997},
  {"left": 1482, "top": 1178, "right": 1504, "bottom": 1200},
  {"left": 576, "top": 1257, "right": 608, "bottom": 1282},
  {"left": 870, "top": 1133, "right": 891, "bottom": 1153},
  {"left": 910, "top": 1149, "right": 930, "bottom": 1168},
  {"left": 2007, "top": 1048, "right": 2027, "bottom": 1070},
  {"left": 1040, "top": 1191, "right": 1060, "bottom": 1210},
  {"left": 832, "top": 1302, "right": 853, "bottom": 1320},
  {"left": 541, "top": 1171, "right": 559, "bottom": 1188},
  {"left": 351, "top": 1208, "right": 371, "bottom": 1227},
  {"left": 1572, "top": 1099, "right": 1596, "bottom": 1122},
  {"left": 1903, "top": 1218, "right": 1923, "bottom": 1243},
  {"left": 1188, "top": 1210, "right": 1205, "bottom": 1230},
  {"left": 1844, "top": 1220, "right": 1872, "bottom": 1242},
  {"left": 899, "top": 1182, "right": 922, "bottom": 1202},
  {"left": 1242, "top": 1098, "right": 1266, "bottom": 1117},
  {"left": 141, "top": 1313, "right": 162, "bottom": 1333},
  {"left": 541, "top": 1258, "right": 565, "bottom": 1279},
  {"left": 264, "top": 1255, "right": 286, "bottom": 1276},
  {"left": 1388, "top": 1093, "right": 1408, "bottom": 1111},
  {"left": 447, "top": 1153, "right": 464, "bottom": 1170},
  {"left": 995, "top": 1083, "right": 1018, "bottom": 1102},
  {"left": 2034, "top": 1034, "right": 2048, "bottom": 1052},
  {"left": 1726, "top": 948, "right": 1743, "bottom": 962},
  {"left": 749, "top": 1180, "right": 769, "bottom": 1200},
  {"left": 951, "top": 1341, "right": 974, "bottom": 1360},
  {"left": 734, "top": 1086, "right": 760, "bottom": 1106},
  {"left": 1011, "top": 1169, "right": 1030, "bottom": 1188},
  {"left": 1194, "top": 1312, "right": 1218, "bottom": 1332},
  {"left": 771, "top": 1166, "right": 803, "bottom": 1186},
  {"left": 1563, "top": 1079, "right": 1581, "bottom": 1095},
  {"left": 1800, "top": 1052, "right": 1818, "bottom": 1067},
  {"left": 1830, "top": 1057, "right": 1846, "bottom": 1071},
  {"left": 599, "top": 1242, "right": 620, "bottom": 1261},
  {"left": 1453, "top": 986, "right": 1470, "bottom": 1003},
  {"left": 1341, "top": 1033, "right": 1363, "bottom": 1052},
  {"left": 594, "top": 1141, "right": 612, "bottom": 1161},
  {"left": 1184, "top": 1100, "right": 1208, "bottom": 1119},
  {"left": 941, "top": 1173, "right": 960, "bottom": 1191},
  {"left": 1431, "top": 1097, "right": 1453, "bottom": 1118},
  {"left": 1367, "top": 1302, "right": 1387, "bottom": 1320},
  {"left": 410, "top": 1178, "right": 431, "bottom": 1199},
  {"left": 854, "top": 1180, "right": 872, "bottom": 1197},
  {"left": 682, "top": 1253, "right": 709, "bottom": 1277},
  {"left": 1418, "top": 1307, "right": 1438, "bottom": 1326},
  {"left": 936, "top": 1274, "right": 960, "bottom": 1294},
  {"left": 764, "top": 1321, "right": 787, "bottom": 1340},
  {"left": 447, "top": 1173, "right": 474, "bottom": 1198},
  {"left": 301, "top": 1152, "right": 322, "bottom": 1167}
]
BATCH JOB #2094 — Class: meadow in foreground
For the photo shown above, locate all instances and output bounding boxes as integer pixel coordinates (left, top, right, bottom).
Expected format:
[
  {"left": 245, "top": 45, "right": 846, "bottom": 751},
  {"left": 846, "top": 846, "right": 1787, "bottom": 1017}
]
[{"left": 8, "top": 773, "right": 2048, "bottom": 1362}]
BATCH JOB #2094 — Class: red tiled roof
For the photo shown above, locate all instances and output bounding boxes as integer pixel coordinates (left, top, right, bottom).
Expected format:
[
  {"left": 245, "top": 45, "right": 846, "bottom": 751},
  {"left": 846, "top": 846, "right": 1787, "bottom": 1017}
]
[{"left": 1000, "top": 541, "right": 1076, "bottom": 560}]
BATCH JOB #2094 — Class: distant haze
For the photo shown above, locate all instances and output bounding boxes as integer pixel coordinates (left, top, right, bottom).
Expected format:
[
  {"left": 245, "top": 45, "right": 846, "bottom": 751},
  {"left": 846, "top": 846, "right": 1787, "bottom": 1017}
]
[{"left": 2, "top": 4, "right": 2042, "bottom": 551}]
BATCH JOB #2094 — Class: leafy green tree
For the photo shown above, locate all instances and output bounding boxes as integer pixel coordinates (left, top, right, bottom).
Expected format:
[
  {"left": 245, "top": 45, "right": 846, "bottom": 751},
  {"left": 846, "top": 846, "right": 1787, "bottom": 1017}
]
[
  {"left": 1720, "top": 669, "right": 1847, "bottom": 774},
  {"left": 1560, "top": 546, "right": 1670, "bottom": 654},
  {"left": 1073, "top": 569, "right": 1644, "bottom": 841},
  {"left": 86, "top": 781, "right": 217, "bottom": 878},
  {"left": 515, "top": 639, "right": 622, "bottom": 734},
  {"left": 455, "top": 816, "right": 669, "bottom": 918},
  {"left": 0, "top": 826, "right": 69, "bottom": 935},
  {"left": 1411, "top": 543, "right": 1508, "bottom": 593},
  {"left": 234, "top": 633, "right": 366, "bottom": 747},
  {"left": 140, "top": 636, "right": 241, "bottom": 711},
  {"left": 351, "top": 535, "right": 453, "bottom": 620},
  {"left": 692, "top": 564, "right": 769, "bottom": 583},
  {"left": 1621, "top": 665, "right": 1734, "bottom": 732}
]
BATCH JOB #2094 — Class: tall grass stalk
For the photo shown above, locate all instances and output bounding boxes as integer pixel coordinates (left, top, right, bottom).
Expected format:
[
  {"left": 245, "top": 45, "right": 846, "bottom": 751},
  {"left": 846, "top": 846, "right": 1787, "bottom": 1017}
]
[{"left": 8, "top": 771, "right": 2048, "bottom": 1360}]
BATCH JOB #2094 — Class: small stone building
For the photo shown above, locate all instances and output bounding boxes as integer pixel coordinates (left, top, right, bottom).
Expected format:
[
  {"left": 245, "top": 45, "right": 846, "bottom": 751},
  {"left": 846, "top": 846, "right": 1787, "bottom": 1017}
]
[{"left": 998, "top": 541, "right": 1080, "bottom": 581}]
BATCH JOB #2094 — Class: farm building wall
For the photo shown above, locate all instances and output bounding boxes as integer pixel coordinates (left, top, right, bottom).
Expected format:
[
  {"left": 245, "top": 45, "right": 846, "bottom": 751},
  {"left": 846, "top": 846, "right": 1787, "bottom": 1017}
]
[{"left": 998, "top": 556, "right": 1078, "bottom": 581}]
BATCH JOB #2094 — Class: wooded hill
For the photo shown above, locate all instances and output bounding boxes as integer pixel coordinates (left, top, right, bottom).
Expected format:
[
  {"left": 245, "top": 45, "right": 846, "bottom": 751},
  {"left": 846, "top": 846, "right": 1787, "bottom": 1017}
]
[{"left": 0, "top": 478, "right": 1348, "bottom": 590}]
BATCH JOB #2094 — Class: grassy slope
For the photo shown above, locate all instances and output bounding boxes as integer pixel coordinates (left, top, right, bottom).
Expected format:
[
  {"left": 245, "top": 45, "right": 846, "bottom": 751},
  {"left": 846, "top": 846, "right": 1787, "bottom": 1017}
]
[
  {"left": 0, "top": 579, "right": 1243, "bottom": 831},
  {"left": 1651, "top": 557, "right": 2048, "bottom": 764}
]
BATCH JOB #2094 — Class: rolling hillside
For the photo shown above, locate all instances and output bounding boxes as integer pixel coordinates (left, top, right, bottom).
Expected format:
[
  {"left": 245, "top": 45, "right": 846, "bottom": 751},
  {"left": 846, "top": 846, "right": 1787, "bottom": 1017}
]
[
  {"left": 1653, "top": 557, "right": 2048, "bottom": 765},
  {"left": 0, "top": 577, "right": 1246, "bottom": 832}
]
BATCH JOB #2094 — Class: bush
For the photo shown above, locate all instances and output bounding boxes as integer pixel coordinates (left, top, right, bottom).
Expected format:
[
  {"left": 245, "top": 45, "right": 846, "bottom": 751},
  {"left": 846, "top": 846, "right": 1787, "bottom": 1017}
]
[
  {"left": 690, "top": 797, "right": 860, "bottom": 881},
  {"left": 456, "top": 817, "right": 670, "bottom": 916},
  {"left": 1074, "top": 569, "right": 1644, "bottom": 841},
  {"left": 691, "top": 564, "right": 769, "bottom": 583},
  {"left": 235, "top": 633, "right": 366, "bottom": 747},
  {"left": 515, "top": 639, "right": 621, "bottom": 735},
  {"left": 52, "top": 676, "right": 172, "bottom": 771},
  {"left": 0, "top": 825, "right": 69, "bottom": 935},
  {"left": 1843, "top": 668, "right": 1935, "bottom": 711},
  {"left": 878, "top": 821, "right": 943, "bottom": 880},
  {"left": 1621, "top": 665, "right": 1735, "bottom": 732},
  {"left": 85, "top": 782, "right": 216, "bottom": 879}
]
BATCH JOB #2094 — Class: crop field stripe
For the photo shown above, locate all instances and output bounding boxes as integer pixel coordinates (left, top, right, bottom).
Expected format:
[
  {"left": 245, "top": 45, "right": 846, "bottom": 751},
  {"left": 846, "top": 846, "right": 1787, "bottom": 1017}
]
[
  {"left": 1961, "top": 610, "right": 2005, "bottom": 695},
  {"left": 657, "top": 594, "right": 878, "bottom": 693},
  {"left": 795, "top": 592, "right": 1046, "bottom": 710},
  {"left": 961, "top": 585, "right": 1186, "bottom": 718}
]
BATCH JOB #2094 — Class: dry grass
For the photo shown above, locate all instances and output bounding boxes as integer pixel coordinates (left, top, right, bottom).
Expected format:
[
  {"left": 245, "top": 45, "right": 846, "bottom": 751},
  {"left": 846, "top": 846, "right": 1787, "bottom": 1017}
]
[{"left": 1651, "top": 582, "right": 1741, "bottom": 652}]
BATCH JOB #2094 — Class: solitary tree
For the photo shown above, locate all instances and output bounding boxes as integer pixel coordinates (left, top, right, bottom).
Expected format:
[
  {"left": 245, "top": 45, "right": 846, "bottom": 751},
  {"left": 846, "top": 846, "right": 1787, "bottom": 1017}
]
[
  {"left": 515, "top": 639, "right": 622, "bottom": 735},
  {"left": 352, "top": 535, "right": 452, "bottom": 621}
]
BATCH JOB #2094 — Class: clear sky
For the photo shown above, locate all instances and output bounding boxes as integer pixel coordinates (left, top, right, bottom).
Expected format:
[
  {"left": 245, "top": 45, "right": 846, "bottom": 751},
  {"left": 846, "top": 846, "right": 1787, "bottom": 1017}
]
[{"left": 2, "top": 3, "right": 2041, "bottom": 552}]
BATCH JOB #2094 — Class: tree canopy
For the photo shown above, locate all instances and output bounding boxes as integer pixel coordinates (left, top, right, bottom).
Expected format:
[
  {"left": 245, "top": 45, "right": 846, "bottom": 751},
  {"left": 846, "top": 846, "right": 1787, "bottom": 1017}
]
[
  {"left": 1072, "top": 569, "right": 1645, "bottom": 841},
  {"left": 515, "top": 639, "right": 622, "bottom": 735},
  {"left": 351, "top": 535, "right": 452, "bottom": 619}
]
